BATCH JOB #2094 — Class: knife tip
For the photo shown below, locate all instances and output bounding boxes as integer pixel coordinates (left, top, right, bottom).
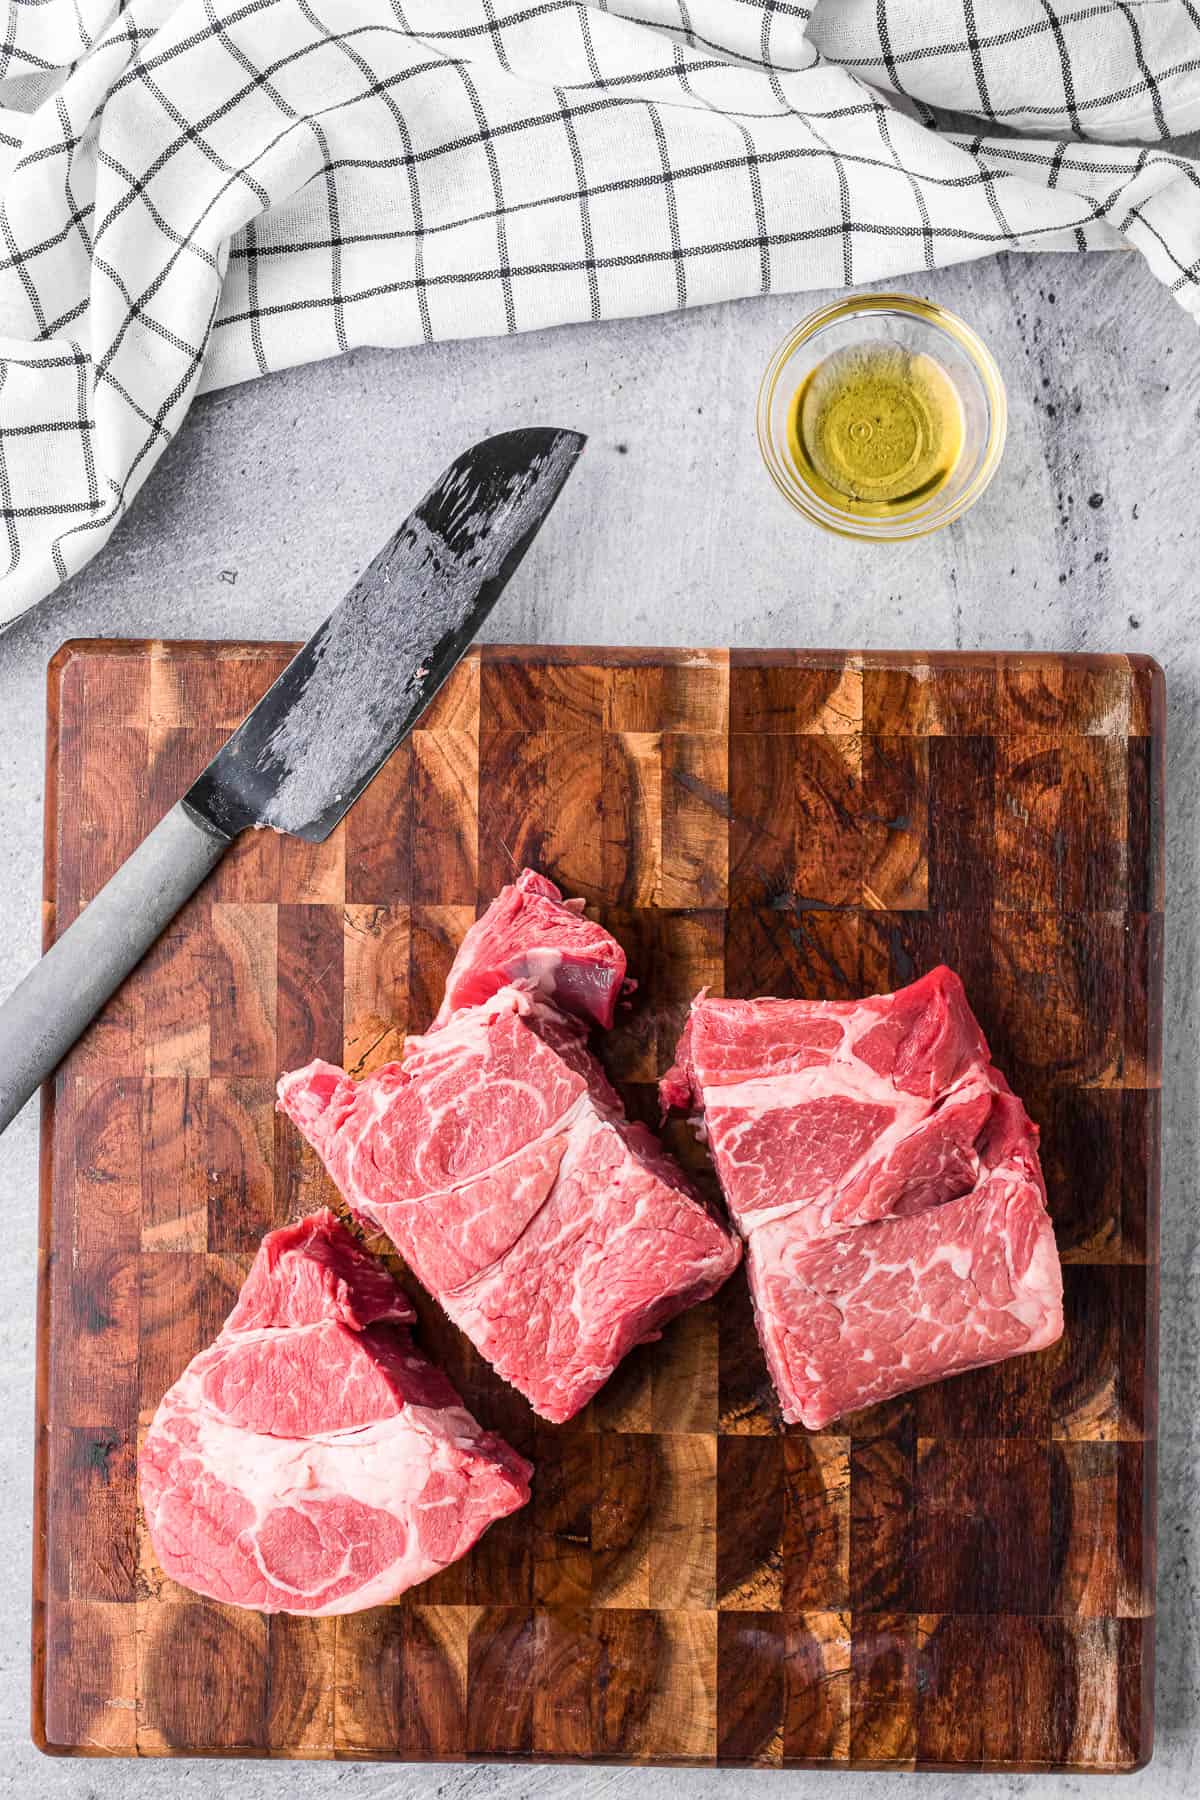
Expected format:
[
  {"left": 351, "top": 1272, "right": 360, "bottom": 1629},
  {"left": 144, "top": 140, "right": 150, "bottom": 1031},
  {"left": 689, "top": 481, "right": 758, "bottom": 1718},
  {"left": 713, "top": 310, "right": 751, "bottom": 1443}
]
[{"left": 484, "top": 426, "right": 587, "bottom": 462}]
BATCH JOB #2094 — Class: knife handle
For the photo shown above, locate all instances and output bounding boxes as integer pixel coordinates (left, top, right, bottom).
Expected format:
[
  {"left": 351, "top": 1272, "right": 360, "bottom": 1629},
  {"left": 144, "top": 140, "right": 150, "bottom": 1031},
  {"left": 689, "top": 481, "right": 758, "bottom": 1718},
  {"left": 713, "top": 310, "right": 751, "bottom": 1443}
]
[{"left": 0, "top": 801, "right": 232, "bottom": 1134}]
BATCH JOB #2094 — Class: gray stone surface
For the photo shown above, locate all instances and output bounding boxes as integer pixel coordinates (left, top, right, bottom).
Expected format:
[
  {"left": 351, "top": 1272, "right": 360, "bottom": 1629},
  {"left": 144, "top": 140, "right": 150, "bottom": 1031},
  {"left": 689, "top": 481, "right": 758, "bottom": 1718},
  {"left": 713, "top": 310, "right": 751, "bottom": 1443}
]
[{"left": 0, "top": 247, "right": 1197, "bottom": 1797}]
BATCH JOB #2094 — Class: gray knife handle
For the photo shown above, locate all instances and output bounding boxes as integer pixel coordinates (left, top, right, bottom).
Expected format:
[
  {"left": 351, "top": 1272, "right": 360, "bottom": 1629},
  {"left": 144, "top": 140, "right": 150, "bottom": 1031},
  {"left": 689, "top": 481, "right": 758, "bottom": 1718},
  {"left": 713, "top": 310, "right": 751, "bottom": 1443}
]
[{"left": 0, "top": 801, "right": 232, "bottom": 1134}]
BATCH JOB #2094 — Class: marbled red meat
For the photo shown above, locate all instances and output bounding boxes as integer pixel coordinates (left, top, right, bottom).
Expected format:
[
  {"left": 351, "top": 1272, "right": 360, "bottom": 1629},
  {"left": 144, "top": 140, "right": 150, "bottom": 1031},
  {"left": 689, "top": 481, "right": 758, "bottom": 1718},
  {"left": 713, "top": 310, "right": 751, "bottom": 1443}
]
[
  {"left": 662, "top": 968, "right": 1063, "bottom": 1426},
  {"left": 280, "top": 989, "right": 740, "bottom": 1423},
  {"left": 139, "top": 1212, "right": 530, "bottom": 1613},
  {"left": 432, "top": 867, "right": 628, "bottom": 1030}
]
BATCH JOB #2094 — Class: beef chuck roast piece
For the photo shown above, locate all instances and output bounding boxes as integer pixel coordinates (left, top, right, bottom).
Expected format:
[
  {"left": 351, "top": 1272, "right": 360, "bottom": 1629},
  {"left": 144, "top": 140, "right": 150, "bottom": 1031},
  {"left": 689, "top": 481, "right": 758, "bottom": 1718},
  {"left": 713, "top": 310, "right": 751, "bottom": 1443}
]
[
  {"left": 432, "top": 868, "right": 628, "bottom": 1030},
  {"left": 139, "top": 1211, "right": 530, "bottom": 1613},
  {"left": 279, "top": 990, "right": 741, "bottom": 1424},
  {"left": 662, "top": 967, "right": 1063, "bottom": 1427},
  {"left": 745, "top": 1093, "right": 1062, "bottom": 1428}
]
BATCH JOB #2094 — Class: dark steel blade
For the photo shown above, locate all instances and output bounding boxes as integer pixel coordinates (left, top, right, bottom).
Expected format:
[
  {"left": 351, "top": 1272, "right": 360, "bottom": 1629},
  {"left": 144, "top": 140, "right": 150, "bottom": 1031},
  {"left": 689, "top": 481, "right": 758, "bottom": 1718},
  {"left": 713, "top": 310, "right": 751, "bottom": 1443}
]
[{"left": 186, "top": 427, "right": 585, "bottom": 842}]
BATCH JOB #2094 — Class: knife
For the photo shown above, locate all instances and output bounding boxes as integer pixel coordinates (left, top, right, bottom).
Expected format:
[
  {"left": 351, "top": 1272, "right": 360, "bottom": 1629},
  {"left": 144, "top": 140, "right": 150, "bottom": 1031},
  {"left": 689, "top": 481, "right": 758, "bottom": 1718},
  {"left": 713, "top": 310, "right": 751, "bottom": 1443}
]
[{"left": 0, "top": 427, "right": 585, "bottom": 1134}]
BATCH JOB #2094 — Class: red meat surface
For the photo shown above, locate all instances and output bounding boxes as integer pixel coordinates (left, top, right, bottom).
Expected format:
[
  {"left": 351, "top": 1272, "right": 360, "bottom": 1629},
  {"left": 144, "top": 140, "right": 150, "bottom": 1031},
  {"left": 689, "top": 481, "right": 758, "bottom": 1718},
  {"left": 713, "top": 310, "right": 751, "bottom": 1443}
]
[
  {"left": 279, "top": 989, "right": 741, "bottom": 1423},
  {"left": 662, "top": 968, "right": 1063, "bottom": 1426},
  {"left": 139, "top": 1211, "right": 530, "bottom": 1613},
  {"left": 431, "top": 868, "right": 628, "bottom": 1030}
]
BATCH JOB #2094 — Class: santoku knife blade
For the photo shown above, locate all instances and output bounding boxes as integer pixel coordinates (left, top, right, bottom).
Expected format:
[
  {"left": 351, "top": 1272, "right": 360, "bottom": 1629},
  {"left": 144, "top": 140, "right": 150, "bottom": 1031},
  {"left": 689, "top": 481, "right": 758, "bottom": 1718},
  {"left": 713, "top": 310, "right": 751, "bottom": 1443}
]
[{"left": 0, "top": 427, "right": 585, "bottom": 1134}]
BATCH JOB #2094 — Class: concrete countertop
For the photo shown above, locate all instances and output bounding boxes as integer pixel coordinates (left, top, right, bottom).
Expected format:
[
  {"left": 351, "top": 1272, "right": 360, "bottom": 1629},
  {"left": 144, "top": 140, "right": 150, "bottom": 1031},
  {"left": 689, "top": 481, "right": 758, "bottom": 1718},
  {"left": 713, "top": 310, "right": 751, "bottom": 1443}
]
[{"left": 0, "top": 248, "right": 1196, "bottom": 1798}]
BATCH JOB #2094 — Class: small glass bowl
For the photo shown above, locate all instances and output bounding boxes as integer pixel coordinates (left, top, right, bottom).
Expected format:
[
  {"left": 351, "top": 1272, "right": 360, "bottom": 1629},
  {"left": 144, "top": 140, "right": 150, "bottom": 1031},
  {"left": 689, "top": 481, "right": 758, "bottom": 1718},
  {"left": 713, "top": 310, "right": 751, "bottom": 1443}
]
[{"left": 756, "top": 293, "right": 1007, "bottom": 541}]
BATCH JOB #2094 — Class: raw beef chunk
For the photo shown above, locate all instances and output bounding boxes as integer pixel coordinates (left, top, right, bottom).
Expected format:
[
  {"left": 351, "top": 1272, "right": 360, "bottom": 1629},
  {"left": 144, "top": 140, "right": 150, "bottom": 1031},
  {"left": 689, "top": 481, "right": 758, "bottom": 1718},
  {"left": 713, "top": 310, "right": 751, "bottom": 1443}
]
[
  {"left": 279, "top": 989, "right": 741, "bottom": 1423},
  {"left": 139, "top": 1211, "right": 531, "bottom": 1613},
  {"left": 746, "top": 1100, "right": 1062, "bottom": 1427},
  {"left": 432, "top": 868, "right": 628, "bottom": 1030},
  {"left": 662, "top": 968, "right": 1063, "bottom": 1426},
  {"left": 663, "top": 967, "right": 997, "bottom": 1240}
]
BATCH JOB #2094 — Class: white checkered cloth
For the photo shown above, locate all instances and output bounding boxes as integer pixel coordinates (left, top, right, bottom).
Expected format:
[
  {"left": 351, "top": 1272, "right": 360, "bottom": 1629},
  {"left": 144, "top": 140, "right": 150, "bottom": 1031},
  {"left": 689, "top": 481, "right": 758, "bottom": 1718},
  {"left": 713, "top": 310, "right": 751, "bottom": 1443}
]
[{"left": 2, "top": 1, "right": 1199, "bottom": 624}]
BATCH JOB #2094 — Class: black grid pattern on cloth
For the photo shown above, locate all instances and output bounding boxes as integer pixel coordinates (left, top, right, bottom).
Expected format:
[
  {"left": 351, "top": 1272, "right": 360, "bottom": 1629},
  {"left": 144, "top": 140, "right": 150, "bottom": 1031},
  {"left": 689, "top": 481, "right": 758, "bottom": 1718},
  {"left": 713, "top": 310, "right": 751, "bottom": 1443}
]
[
  {"left": 0, "top": 0, "right": 1198, "bottom": 621},
  {"left": 809, "top": 0, "right": 1200, "bottom": 141}
]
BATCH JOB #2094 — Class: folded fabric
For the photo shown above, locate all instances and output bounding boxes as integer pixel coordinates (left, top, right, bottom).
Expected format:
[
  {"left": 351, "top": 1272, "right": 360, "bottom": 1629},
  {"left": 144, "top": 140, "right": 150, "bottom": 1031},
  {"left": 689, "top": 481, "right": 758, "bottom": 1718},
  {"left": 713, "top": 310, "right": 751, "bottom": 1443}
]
[{"left": 2, "top": 0, "right": 1198, "bottom": 623}]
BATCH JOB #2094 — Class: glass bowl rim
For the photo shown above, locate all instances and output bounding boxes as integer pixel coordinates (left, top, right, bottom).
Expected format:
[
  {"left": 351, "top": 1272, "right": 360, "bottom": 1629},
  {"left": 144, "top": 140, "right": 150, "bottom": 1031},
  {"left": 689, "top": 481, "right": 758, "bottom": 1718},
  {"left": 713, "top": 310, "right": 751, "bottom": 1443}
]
[{"left": 756, "top": 292, "right": 1008, "bottom": 542}]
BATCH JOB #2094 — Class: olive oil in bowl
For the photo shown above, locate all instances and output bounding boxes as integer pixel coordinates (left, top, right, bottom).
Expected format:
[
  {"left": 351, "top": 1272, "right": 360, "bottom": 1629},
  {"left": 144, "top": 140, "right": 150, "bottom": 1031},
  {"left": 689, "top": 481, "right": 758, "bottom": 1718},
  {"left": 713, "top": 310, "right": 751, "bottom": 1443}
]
[
  {"left": 787, "top": 342, "right": 964, "bottom": 518},
  {"left": 757, "top": 294, "right": 1006, "bottom": 541}
]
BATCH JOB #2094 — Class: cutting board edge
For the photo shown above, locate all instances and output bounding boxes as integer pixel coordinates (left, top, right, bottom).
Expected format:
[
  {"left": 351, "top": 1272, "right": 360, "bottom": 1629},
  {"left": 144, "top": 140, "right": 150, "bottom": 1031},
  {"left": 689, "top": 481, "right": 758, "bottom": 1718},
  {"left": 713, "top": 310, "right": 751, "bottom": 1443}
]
[{"left": 43, "top": 635, "right": 1168, "bottom": 674}]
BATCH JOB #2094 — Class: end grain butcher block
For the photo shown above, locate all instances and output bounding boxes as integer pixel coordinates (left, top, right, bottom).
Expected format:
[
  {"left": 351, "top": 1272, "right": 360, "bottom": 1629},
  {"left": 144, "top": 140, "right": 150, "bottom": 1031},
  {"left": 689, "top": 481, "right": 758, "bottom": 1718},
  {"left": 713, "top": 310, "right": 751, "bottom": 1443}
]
[{"left": 34, "top": 641, "right": 1162, "bottom": 1771}]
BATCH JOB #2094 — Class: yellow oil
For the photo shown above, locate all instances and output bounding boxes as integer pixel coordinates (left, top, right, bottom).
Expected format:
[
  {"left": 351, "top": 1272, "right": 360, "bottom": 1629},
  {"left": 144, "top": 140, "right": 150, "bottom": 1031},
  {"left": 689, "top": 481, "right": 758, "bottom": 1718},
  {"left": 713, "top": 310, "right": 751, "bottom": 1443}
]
[{"left": 787, "top": 341, "right": 964, "bottom": 517}]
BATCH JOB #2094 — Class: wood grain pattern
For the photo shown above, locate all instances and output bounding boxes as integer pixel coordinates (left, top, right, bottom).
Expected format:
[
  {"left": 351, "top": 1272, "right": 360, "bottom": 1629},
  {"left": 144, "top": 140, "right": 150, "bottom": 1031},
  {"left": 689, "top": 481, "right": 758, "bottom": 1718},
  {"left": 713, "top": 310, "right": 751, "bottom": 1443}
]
[{"left": 33, "top": 642, "right": 1162, "bottom": 1771}]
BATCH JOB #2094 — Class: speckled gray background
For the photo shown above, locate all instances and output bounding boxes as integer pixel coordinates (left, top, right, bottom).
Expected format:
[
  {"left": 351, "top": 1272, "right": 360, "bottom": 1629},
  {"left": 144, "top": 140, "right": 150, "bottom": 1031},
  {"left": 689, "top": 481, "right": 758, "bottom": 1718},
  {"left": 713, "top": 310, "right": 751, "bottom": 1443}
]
[{"left": 0, "top": 246, "right": 1196, "bottom": 1796}]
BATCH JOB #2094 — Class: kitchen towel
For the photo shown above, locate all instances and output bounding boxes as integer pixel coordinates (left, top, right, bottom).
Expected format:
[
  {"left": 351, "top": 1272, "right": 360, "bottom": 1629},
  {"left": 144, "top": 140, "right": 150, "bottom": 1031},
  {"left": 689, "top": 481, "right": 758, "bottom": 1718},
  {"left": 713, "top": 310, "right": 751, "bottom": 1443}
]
[{"left": 2, "top": 0, "right": 1199, "bottom": 623}]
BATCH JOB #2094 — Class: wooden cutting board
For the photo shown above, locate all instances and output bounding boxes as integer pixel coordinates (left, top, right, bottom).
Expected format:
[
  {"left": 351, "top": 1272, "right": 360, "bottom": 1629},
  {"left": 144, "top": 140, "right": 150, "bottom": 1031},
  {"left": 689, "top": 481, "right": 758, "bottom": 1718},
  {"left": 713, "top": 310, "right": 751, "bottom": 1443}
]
[{"left": 33, "top": 641, "right": 1162, "bottom": 1771}]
